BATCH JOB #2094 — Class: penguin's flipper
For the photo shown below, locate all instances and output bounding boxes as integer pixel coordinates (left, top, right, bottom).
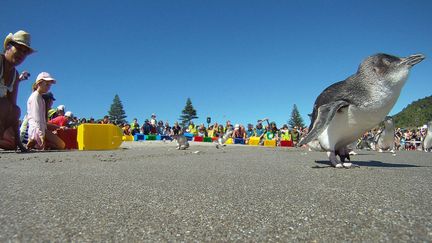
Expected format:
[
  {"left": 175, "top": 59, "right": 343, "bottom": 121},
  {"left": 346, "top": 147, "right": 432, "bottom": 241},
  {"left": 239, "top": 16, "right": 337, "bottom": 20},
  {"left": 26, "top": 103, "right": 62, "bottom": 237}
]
[
  {"left": 374, "top": 131, "right": 382, "bottom": 143},
  {"left": 299, "top": 100, "right": 349, "bottom": 146}
]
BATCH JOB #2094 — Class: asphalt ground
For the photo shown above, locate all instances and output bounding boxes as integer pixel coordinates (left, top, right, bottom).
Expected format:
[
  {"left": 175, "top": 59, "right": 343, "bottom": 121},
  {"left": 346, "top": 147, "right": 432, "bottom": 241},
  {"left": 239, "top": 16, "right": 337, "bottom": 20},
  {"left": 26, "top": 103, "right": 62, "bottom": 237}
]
[{"left": 1, "top": 141, "right": 431, "bottom": 242}]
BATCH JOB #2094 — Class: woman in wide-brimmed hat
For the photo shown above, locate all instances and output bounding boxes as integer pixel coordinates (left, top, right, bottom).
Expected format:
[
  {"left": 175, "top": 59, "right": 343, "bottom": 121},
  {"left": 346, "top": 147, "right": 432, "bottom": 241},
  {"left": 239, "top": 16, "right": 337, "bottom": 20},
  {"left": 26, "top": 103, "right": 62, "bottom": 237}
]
[
  {"left": 0, "top": 30, "right": 35, "bottom": 150},
  {"left": 1, "top": 30, "right": 34, "bottom": 99},
  {"left": 26, "top": 72, "right": 65, "bottom": 150}
]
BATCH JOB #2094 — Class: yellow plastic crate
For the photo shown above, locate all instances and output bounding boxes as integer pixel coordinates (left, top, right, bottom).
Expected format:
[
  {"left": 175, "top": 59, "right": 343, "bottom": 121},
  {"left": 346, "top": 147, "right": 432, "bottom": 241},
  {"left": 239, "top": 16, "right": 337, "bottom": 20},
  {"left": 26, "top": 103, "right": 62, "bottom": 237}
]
[
  {"left": 248, "top": 137, "right": 260, "bottom": 146},
  {"left": 77, "top": 124, "right": 123, "bottom": 150},
  {"left": 122, "top": 135, "right": 134, "bottom": 141},
  {"left": 225, "top": 138, "right": 233, "bottom": 144},
  {"left": 264, "top": 139, "right": 276, "bottom": 147}
]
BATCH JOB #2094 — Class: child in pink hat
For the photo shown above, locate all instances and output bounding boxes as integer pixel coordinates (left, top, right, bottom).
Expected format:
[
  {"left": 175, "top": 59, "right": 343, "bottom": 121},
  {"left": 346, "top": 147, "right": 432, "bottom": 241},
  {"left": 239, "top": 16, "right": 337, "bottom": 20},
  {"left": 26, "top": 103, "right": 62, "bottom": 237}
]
[{"left": 26, "top": 72, "right": 65, "bottom": 150}]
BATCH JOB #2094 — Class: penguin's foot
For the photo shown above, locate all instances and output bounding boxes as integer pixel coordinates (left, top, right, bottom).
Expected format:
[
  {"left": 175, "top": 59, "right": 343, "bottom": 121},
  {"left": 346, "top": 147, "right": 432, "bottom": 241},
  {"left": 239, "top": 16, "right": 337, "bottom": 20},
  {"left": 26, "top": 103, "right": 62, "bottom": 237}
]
[
  {"left": 343, "top": 163, "right": 360, "bottom": 168},
  {"left": 343, "top": 162, "right": 352, "bottom": 168},
  {"left": 379, "top": 149, "right": 383, "bottom": 153},
  {"left": 328, "top": 151, "right": 343, "bottom": 168},
  {"left": 335, "top": 163, "right": 344, "bottom": 168}
]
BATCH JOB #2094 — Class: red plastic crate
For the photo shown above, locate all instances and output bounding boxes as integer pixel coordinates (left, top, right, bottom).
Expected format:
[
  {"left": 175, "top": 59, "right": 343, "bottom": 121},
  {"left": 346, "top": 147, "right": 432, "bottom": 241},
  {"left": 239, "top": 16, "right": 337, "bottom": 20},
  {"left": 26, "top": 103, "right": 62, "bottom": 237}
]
[
  {"left": 193, "top": 136, "right": 203, "bottom": 142},
  {"left": 280, "top": 140, "right": 293, "bottom": 147},
  {"left": 56, "top": 128, "right": 78, "bottom": 149}
]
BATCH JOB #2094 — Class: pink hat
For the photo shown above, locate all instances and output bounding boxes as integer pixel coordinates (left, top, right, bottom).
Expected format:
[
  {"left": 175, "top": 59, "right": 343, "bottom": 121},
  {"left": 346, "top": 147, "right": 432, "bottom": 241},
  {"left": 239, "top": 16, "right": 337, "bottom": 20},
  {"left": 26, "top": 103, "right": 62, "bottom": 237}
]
[{"left": 35, "top": 72, "right": 56, "bottom": 85}]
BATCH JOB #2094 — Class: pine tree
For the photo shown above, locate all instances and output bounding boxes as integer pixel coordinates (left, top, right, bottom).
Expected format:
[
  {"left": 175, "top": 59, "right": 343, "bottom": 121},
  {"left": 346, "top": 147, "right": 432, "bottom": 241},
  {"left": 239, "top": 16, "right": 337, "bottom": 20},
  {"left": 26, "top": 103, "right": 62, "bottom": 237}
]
[
  {"left": 179, "top": 98, "right": 198, "bottom": 127},
  {"left": 108, "top": 94, "right": 127, "bottom": 125},
  {"left": 288, "top": 104, "right": 305, "bottom": 129}
]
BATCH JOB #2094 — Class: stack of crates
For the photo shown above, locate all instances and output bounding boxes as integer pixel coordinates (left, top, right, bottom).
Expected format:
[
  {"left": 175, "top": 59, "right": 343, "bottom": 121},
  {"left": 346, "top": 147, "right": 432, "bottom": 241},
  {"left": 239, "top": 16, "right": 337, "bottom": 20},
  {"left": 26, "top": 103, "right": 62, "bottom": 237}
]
[
  {"left": 264, "top": 140, "right": 276, "bottom": 147},
  {"left": 134, "top": 134, "right": 145, "bottom": 141},
  {"left": 56, "top": 128, "right": 78, "bottom": 149},
  {"left": 248, "top": 137, "right": 260, "bottom": 146},
  {"left": 183, "top": 133, "right": 194, "bottom": 141},
  {"left": 122, "top": 135, "right": 134, "bottom": 141},
  {"left": 146, "top": 135, "right": 157, "bottom": 140},
  {"left": 280, "top": 140, "right": 293, "bottom": 147},
  {"left": 77, "top": 124, "right": 123, "bottom": 150},
  {"left": 160, "top": 135, "right": 172, "bottom": 141}
]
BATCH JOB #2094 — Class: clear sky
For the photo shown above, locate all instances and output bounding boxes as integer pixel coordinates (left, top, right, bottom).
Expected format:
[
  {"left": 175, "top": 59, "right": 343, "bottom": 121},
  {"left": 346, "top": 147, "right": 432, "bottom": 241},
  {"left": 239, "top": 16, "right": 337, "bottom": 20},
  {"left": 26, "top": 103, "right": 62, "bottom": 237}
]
[{"left": 3, "top": 0, "right": 431, "bottom": 127}]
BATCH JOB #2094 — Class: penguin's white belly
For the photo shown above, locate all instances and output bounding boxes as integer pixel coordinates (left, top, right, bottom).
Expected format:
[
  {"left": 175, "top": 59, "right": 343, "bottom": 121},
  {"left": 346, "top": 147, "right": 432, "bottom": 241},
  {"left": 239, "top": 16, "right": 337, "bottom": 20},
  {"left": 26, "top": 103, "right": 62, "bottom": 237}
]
[
  {"left": 318, "top": 106, "right": 388, "bottom": 150},
  {"left": 424, "top": 132, "right": 432, "bottom": 150},
  {"left": 378, "top": 130, "right": 394, "bottom": 150}
]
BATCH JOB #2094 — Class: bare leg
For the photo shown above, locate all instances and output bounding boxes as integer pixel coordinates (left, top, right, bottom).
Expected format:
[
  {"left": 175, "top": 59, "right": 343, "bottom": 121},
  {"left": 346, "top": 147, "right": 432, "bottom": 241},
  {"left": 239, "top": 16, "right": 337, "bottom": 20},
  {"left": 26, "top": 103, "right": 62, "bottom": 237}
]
[
  {"left": 45, "top": 131, "right": 65, "bottom": 150},
  {"left": 0, "top": 128, "right": 17, "bottom": 150}
]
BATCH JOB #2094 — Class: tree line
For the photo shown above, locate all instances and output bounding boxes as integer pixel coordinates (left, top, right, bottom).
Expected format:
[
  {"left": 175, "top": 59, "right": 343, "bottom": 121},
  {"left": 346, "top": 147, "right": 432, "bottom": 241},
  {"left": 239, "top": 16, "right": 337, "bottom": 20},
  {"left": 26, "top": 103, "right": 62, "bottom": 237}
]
[{"left": 107, "top": 95, "right": 306, "bottom": 128}]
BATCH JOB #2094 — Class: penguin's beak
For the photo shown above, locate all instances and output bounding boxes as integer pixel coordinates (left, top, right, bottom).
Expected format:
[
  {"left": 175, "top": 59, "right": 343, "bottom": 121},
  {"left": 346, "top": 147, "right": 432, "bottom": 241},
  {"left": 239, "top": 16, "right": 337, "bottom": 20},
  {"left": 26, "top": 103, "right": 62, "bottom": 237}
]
[{"left": 401, "top": 54, "right": 425, "bottom": 67}]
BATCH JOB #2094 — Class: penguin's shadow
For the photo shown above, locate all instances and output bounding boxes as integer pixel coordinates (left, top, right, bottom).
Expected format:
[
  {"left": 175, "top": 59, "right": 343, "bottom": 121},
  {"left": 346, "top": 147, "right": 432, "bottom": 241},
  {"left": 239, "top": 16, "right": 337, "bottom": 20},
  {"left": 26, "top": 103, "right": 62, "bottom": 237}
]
[{"left": 313, "top": 160, "right": 424, "bottom": 168}]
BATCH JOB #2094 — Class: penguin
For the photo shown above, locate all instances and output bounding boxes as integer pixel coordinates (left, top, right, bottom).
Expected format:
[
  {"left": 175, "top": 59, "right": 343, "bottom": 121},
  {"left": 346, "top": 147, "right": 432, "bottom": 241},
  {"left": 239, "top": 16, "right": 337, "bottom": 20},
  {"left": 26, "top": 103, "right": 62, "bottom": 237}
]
[
  {"left": 215, "top": 127, "right": 233, "bottom": 149},
  {"left": 375, "top": 116, "right": 396, "bottom": 153},
  {"left": 174, "top": 134, "right": 189, "bottom": 150},
  {"left": 172, "top": 127, "right": 189, "bottom": 150},
  {"left": 299, "top": 53, "right": 425, "bottom": 168},
  {"left": 423, "top": 121, "right": 432, "bottom": 152}
]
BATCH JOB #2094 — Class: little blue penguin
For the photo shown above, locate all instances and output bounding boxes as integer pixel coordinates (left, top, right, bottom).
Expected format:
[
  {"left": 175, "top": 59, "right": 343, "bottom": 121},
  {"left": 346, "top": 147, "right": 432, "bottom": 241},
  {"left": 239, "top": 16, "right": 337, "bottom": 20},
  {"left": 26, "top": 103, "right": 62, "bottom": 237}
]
[
  {"left": 423, "top": 121, "right": 432, "bottom": 152},
  {"left": 375, "top": 116, "right": 396, "bottom": 153},
  {"left": 299, "top": 53, "right": 425, "bottom": 168}
]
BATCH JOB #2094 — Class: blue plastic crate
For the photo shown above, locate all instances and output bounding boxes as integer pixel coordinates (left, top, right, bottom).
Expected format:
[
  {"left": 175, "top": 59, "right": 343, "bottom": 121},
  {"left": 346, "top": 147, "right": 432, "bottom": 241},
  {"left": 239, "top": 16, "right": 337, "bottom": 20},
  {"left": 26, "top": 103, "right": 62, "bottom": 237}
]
[
  {"left": 234, "top": 138, "right": 245, "bottom": 144},
  {"left": 160, "top": 135, "right": 173, "bottom": 141},
  {"left": 134, "top": 133, "right": 145, "bottom": 141},
  {"left": 183, "top": 133, "right": 194, "bottom": 141}
]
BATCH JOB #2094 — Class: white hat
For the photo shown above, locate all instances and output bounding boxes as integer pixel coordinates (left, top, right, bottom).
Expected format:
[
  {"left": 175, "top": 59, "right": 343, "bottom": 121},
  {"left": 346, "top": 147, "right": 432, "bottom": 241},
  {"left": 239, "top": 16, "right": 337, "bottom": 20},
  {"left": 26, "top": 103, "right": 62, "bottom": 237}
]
[
  {"left": 65, "top": 111, "right": 73, "bottom": 117},
  {"left": 35, "top": 72, "right": 56, "bottom": 85},
  {"left": 4, "top": 30, "right": 35, "bottom": 52},
  {"left": 57, "top": 105, "right": 65, "bottom": 111},
  {"left": 234, "top": 124, "right": 240, "bottom": 130}
]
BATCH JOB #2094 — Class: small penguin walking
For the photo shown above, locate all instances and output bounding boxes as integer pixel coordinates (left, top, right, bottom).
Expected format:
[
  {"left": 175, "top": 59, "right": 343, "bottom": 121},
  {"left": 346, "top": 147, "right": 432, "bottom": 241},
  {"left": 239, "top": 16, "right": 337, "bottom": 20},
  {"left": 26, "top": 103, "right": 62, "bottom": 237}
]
[
  {"left": 172, "top": 127, "right": 189, "bottom": 150},
  {"left": 423, "top": 121, "right": 432, "bottom": 152},
  {"left": 174, "top": 134, "right": 189, "bottom": 150},
  {"left": 375, "top": 116, "right": 396, "bottom": 153},
  {"left": 299, "top": 53, "right": 425, "bottom": 168},
  {"left": 215, "top": 127, "right": 233, "bottom": 149}
]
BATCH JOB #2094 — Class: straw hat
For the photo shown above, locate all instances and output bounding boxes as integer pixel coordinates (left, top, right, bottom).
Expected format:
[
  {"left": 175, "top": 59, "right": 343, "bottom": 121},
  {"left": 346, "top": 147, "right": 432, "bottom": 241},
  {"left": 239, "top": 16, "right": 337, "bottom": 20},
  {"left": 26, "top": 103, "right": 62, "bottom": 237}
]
[{"left": 4, "top": 30, "right": 35, "bottom": 53}]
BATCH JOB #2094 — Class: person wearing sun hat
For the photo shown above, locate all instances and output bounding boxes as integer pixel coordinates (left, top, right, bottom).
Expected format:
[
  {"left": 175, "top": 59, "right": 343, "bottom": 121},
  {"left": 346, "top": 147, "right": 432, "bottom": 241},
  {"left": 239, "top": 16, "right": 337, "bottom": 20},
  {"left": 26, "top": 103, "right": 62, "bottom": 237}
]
[
  {"left": 0, "top": 30, "right": 35, "bottom": 150},
  {"left": 26, "top": 72, "right": 65, "bottom": 150},
  {"left": 20, "top": 92, "right": 57, "bottom": 145},
  {"left": 1, "top": 30, "right": 35, "bottom": 99}
]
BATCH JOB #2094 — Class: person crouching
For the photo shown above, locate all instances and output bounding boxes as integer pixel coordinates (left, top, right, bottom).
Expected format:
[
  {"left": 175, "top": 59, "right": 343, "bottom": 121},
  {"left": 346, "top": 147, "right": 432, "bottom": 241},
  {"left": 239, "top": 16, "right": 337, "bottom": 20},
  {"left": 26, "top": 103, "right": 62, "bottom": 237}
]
[{"left": 26, "top": 72, "right": 65, "bottom": 150}]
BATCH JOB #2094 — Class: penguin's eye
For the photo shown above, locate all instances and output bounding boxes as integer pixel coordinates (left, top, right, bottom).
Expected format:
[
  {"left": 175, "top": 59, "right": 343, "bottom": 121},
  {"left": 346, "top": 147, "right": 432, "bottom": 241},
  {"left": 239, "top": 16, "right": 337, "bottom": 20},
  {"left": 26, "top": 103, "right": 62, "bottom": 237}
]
[{"left": 383, "top": 58, "right": 391, "bottom": 66}]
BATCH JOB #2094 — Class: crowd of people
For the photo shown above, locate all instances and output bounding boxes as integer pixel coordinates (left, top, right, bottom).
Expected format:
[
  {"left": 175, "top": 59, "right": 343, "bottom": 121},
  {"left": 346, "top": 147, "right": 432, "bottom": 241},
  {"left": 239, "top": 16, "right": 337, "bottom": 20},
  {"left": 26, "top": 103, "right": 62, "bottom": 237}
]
[
  {"left": 357, "top": 126, "right": 429, "bottom": 151},
  {"left": 118, "top": 117, "right": 307, "bottom": 146}
]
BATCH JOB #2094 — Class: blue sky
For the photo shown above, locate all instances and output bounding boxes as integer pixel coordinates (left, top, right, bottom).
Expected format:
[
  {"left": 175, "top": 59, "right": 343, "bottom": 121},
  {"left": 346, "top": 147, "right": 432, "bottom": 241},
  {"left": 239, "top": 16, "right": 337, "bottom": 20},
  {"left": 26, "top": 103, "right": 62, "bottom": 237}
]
[{"left": 3, "top": 0, "right": 431, "bottom": 127}]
